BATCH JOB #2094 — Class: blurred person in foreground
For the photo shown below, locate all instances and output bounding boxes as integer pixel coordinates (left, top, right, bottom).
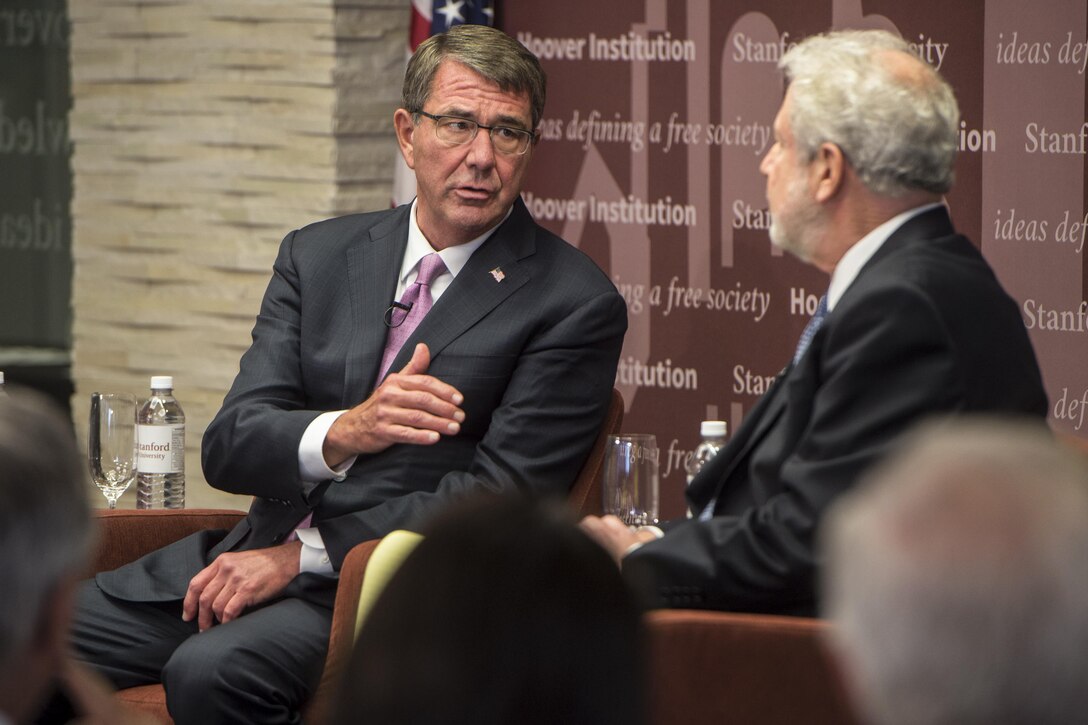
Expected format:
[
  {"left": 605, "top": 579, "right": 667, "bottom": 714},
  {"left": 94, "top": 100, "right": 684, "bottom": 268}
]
[
  {"left": 822, "top": 419, "right": 1088, "bottom": 725},
  {"left": 329, "top": 495, "right": 645, "bottom": 725},
  {"left": 69, "top": 23, "right": 625, "bottom": 725},
  {"left": 581, "top": 29, "right": 1047, "bottom": 615},
  {"left": 0, "top": 390, "right": 150, "bottom": 725}
]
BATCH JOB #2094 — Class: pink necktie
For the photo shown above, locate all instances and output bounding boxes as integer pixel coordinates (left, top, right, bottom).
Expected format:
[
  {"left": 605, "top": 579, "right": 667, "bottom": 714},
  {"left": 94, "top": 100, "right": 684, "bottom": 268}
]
[
  {"left": 379, "top": 252, "right": 447, "bottom": 379},
  {"left": 289, "top": 255, "right": 447, "bottom": 542}
]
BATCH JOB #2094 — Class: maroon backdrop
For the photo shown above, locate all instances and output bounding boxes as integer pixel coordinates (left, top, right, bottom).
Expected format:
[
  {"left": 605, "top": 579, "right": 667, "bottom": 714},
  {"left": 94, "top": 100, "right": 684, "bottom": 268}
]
[{"left": 502, "top": 0, "right": 1088, "bottom": 519}]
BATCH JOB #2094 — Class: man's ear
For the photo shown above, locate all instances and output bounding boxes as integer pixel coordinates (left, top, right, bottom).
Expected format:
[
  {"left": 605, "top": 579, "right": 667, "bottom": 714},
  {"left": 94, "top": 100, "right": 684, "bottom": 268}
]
[
  {"left": 812, "top": 142, "right": 846, "bottom": 203},
  {"left": 393, "top": 109, "right": 417, "bottom": 171}
]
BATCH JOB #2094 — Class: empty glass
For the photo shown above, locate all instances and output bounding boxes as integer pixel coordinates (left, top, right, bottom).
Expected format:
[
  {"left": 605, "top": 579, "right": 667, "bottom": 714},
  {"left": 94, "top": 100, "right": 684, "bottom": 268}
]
[
  {"left": 602, "top": 433, "right": 660, "bottom": 526},
  {"left": 89, "top": 392, "right": 137, "bottom": 508}
]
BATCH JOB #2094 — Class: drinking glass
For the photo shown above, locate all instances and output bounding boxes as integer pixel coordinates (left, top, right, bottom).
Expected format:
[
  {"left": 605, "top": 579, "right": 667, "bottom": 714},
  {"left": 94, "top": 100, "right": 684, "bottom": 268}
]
[
  {"left": 89, "top": 392, "right": 137, "bottom": 509},
  {"left": 602, "top": 433, "right": 660, "bottom": 526}
]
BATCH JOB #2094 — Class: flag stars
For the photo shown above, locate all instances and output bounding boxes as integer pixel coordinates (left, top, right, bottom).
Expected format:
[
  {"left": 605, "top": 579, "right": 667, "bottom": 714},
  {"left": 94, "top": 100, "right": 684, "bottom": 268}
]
[{"left": 436, "top": 0, "right": 466, "bottom": 27}]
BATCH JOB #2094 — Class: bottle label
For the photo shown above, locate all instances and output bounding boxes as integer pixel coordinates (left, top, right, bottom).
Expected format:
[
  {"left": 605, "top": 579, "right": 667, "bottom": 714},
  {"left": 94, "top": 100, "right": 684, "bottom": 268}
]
[{"left": 137, "top": 424, "right": 185, "bottom": 474}]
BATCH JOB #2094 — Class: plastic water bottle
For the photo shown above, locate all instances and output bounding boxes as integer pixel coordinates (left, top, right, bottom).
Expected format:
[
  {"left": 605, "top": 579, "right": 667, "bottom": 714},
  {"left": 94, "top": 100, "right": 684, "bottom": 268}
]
[
  {"left": 684, "top": 420, "right": 727, "bottom": 517},
  {"left": 136, "top": 376, "right": 185, "bottom": 509},
  {"left": 0, "top": 371, "right": 7, "bottom": 397}
]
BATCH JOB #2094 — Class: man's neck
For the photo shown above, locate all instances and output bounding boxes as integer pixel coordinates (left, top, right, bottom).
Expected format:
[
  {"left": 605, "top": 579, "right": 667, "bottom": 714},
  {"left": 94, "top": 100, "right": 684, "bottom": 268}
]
[{"left": 818, "top": 188, "right": 941, "bottom": 273}]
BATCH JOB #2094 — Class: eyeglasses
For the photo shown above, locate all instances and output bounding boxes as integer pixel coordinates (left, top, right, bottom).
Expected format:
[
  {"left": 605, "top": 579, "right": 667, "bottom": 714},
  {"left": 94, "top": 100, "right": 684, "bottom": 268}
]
[{"left": 414, "top": 110, "right": 535, "bottom": 155}]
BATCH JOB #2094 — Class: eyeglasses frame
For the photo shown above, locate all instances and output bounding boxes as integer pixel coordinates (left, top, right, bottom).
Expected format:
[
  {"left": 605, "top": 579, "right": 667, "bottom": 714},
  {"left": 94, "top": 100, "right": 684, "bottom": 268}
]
[{"left": 412, "top": 109, "right": 537, "bottom": 156}]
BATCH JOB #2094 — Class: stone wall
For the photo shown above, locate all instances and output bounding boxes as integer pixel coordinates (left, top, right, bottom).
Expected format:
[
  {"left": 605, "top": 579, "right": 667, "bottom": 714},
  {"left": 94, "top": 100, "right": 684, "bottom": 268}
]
[{"left": 69, "top": 0, "right": 409, "bottom": 508}]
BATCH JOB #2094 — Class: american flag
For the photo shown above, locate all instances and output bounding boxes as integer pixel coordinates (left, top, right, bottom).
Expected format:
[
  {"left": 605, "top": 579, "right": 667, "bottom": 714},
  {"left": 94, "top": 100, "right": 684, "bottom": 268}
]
[{"left": 392, "top": 0, "right": 496, "bottom": 206}]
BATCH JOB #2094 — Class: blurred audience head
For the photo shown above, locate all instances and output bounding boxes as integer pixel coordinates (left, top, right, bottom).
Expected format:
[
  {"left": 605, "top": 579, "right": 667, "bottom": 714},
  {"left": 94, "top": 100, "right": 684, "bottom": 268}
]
[
  {"left": 402, "top": 23, "right": 547, "bottom": 130},
  {"left": 822, "top": 418, "right": 1088, "bottom": 725},
  {"left": 331, "top": 494, "right": 645, "bottom": 725},
  {"left": 779, "top": 29, "right": 959, "bottom": 197},
  {"left": 0, "top": 388, "right": 94, "bottom": 723}
]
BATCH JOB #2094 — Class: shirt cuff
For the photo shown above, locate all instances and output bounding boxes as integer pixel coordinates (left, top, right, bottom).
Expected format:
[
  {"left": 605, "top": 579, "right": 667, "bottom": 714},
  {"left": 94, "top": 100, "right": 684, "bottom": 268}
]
[
  {"left": 298, "top": 410, "right": 356, "bottom": 482},
  {"left": 296, "top": 527, "right": 334, "bottom": 574}
]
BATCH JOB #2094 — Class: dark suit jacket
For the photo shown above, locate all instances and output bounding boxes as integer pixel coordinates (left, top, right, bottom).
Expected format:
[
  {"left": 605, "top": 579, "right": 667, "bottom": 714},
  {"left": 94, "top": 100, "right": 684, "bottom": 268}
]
[
  {"left": 623, "top": 207, "right": 1048, "bottom": 617},
  {"left": 98, "top": 199, "right": 627, "bottom": 604}
]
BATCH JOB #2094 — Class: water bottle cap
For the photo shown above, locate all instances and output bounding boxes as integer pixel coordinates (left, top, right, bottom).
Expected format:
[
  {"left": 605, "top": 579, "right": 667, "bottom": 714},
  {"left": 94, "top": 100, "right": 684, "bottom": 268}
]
[
  {"left": 701, "top": 420, "right": 727, "bottom": 437},
  {"left": 150, "top": 375, "right": 174, "bottom": 390}
]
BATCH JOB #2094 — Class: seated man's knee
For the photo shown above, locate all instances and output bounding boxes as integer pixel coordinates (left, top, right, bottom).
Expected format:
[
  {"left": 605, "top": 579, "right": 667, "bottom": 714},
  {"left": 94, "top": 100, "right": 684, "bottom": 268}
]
[
  {"left": 162, "top": 626, "right": 316, "bottom": 722},
  {"left": 161, "top": 633, "right": 225, "bottom": 700}
]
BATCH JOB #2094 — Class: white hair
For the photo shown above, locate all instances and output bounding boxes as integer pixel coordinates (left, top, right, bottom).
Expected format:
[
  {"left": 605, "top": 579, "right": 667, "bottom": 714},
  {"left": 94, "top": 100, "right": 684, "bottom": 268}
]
[
  {"left": 823, "top": 419, "right": 1088, "bottom": 725},
  {"left": 780, "top": 29, "right": 960, "bottom": 196},
  {"left": 0, "top": 390, "right": 93, "bottom": 669}
]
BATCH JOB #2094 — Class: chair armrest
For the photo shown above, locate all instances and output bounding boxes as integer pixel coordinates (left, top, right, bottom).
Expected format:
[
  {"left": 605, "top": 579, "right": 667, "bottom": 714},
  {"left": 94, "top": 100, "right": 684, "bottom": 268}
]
[
  {"left": 304, "top": 538, "right": 383, "bottom": 725},
  {"left": 90, "top": 509, "right": 247, "bottom": 575},
  {"left": 644, "top": 609, "right": 859, "bottom": 725}
]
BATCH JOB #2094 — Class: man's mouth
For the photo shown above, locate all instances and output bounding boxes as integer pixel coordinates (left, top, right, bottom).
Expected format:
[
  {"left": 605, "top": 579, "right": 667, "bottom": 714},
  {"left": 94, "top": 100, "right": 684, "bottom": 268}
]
[{"left": 455, "top": 185, "right": 494, "bottom": 202}]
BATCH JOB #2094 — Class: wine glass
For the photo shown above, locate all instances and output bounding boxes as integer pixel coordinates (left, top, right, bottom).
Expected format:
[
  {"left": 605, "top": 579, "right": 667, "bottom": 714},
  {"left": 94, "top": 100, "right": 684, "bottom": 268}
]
[
  {"left": 602, "top": 434, "right": 660, "bottom": 526},
  {"left": 89, "top": 392, "right": 137, "bottom": 509}
]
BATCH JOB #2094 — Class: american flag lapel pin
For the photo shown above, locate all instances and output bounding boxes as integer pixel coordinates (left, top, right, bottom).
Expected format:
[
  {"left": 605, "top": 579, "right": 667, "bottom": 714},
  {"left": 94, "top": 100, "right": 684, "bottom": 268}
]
[{"left": 490, "top": 267, "right": 505, "bottom": 282}]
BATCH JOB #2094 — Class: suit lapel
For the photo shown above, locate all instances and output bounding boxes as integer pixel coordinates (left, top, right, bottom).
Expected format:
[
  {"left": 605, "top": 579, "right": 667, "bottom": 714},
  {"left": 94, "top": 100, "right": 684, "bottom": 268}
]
[
  {"left": 382, "top": 200, "right": 536, "bottom": 373},
  {"left": 345, "top": 207, "right": 410, "bottom": 402}
]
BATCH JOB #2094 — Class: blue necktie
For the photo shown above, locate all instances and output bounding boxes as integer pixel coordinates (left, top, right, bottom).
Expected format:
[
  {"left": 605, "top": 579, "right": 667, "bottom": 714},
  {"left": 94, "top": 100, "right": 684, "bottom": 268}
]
[{"left": 793, "top": 295, "right": 828, "bottom": 366}]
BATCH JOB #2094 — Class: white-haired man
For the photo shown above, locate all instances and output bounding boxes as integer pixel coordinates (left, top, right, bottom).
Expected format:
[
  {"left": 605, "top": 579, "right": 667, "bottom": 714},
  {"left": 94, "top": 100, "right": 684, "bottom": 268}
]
[
  {"left": 582, "top": 29, "right": 1048, "bottom": 616},
  {"left": 823, "top": 420, "right": 1088, "bottom": 725}
]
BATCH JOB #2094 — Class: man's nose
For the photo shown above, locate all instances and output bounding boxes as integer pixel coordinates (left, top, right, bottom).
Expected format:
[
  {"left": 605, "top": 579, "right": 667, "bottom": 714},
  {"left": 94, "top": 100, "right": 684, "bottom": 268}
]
[{"left": 465, "top": 128, "right": 497, "bottom": 167}]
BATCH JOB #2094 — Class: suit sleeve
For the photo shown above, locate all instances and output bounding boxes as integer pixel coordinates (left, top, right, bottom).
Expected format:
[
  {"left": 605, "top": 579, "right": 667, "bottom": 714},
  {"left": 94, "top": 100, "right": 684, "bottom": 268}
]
[
  {"left": 623, "top": 284, "right": 966, "bottom": 613},
  {"left": 201, "top": 228, "right": 326, "bottom": 505}
]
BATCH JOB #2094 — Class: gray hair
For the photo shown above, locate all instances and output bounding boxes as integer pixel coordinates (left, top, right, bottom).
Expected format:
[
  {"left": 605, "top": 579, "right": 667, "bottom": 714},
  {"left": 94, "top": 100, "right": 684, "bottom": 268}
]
[
  {"left": 402, "top": 23, "right": 547, "bottom": 130},
  {"left": 823, "top": 419, "right": 1088, "bottom": 725},
  {"left": 780, "top": 30, "right": 959, "bottom": 196},
  {"left": 0, "top": 389, "right": 93, "bottom": 669}
]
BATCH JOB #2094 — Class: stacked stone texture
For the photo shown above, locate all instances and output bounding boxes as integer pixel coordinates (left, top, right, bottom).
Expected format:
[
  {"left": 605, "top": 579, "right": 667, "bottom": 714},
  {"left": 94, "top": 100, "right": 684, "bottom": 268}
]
[{"left": 70, "top": 0, "right": 409, "bottom": 507}]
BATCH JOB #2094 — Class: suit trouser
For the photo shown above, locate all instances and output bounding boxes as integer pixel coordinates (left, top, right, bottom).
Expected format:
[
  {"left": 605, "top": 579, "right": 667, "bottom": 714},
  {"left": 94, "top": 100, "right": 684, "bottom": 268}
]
[{"left": 70, "top": 580, "right": 331, "bottom": 725}]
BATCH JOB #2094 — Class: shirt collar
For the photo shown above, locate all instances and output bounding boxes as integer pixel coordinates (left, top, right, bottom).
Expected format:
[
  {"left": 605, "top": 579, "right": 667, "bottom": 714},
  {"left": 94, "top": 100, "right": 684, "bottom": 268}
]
[
  {"left": 826, "top": 201, "right": 945, "bottom": 311},
  {"left": 400, "top": 200, "right": 511, "bottom": 284}
]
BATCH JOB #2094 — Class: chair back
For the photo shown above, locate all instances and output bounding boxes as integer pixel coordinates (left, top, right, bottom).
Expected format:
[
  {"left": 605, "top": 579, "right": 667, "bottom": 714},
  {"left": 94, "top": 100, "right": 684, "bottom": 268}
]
[{"left": 568, "top": 388, "right": 624, "bottom": 518}]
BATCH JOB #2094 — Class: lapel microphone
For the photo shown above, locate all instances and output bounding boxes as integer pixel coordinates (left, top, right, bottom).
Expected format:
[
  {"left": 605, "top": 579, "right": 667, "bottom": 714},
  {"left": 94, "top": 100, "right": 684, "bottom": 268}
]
[{"left": 384, "top": 300, "right": 414, "bottom": 328}]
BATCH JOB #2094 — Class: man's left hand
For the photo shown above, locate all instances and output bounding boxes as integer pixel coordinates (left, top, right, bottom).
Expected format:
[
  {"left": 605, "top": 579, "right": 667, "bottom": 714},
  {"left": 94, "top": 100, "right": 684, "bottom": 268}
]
[
  {"left": 182, "top": 541, "right": 303, "bottom": 631},
  {"left": 580, "top": 515, "right": 657, "bottom": 565}
]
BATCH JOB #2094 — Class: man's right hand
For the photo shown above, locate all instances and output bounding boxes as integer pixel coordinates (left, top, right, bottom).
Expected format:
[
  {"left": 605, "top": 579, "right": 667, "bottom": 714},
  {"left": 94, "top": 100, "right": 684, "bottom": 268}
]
[{"left": 322, "top": 343, "right": 465, "bottom": 467}]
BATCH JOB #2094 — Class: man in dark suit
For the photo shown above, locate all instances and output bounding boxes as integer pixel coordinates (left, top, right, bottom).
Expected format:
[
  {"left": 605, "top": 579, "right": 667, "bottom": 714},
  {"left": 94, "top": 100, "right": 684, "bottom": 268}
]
[
  {"left": 70, "top": 24, "right": 626, "bottom": 724},
  {"left": 581, "top": 29, "right": 1047, "bottom": 617}
]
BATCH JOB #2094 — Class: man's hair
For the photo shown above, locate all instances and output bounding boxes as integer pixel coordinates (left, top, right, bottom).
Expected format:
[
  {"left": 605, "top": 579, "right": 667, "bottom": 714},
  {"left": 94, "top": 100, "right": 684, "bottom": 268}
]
[
  {"left": 822, "top": 419, "right": 1088, "bottom": 725},
  {"left": 0, "top": 389, "right": 93, "bottom": 668},
  {"left": 402, "top": 24, "right": 547, "bottom": 130},
  {"left": 779, "top": 30, "right": 959, "bottom": 196}
]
